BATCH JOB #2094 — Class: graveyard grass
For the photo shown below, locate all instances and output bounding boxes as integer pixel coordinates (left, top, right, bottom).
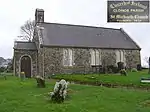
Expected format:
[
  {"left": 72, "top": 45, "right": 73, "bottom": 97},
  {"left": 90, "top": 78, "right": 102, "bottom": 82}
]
[
  {"left": 53, "top": 70, "right": 150, "bottom": 88},
  {"left": 0, "top": 71, "right": 150, "bottom": 112}
]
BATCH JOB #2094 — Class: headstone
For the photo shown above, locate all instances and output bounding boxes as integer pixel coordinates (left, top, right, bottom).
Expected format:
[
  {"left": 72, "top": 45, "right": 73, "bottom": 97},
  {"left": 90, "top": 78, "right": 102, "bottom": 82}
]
[
  {"left": 20, "top": 72, "right": 25, "bottom": 81},
  {"left": 137, "top": 64, "right": 142, "bottom": 71},
  {"left": 117, "top": 62, "right": 124, "bottom": 71},
  {"left": 35, "top": 76, "right": 45, "bottom": 88}
]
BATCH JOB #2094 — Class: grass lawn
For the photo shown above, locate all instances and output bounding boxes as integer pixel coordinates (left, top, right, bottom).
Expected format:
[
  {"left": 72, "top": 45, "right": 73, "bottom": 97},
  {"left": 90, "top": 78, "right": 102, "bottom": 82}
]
[
  {"left": 52, "top": 70, "right": 150, "bottom": 88},
  {"left": 0, "top": 76, "right": 150, "bottom": 112}
]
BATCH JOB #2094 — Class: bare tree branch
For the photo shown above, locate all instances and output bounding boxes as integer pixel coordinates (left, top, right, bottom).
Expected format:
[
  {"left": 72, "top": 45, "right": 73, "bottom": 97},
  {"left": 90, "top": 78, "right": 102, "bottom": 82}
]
[
  {"left": 19, "top": 19, "right": 35, "bottom": 41},
  {"left": 144, "top": 56, "right": 149, "bottom": 64}
]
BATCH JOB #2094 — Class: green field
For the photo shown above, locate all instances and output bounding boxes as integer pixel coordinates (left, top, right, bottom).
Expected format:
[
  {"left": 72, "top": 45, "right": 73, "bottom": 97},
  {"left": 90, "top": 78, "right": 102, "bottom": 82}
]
[
  {"left": 0, "top": 74, "right": 150, "bottom": 112},
  {"left": 52, "top": 70, "right": 150, "bottom": 88}
]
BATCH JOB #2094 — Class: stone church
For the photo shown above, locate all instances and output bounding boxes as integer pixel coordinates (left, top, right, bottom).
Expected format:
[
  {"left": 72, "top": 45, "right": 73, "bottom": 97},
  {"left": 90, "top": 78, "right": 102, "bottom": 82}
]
[{"left": 13, "top": 8, "right": 141, "bottom": 78}]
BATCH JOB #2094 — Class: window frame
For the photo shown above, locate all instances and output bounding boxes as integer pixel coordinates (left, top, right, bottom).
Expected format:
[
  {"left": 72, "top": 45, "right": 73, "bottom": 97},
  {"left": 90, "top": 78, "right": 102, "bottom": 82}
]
[
  {"left": 90, "top": 49, "right": 101, "bottom": 66},
  {"left": 63, "top": 48, "right": 73, "bottom": 66}
]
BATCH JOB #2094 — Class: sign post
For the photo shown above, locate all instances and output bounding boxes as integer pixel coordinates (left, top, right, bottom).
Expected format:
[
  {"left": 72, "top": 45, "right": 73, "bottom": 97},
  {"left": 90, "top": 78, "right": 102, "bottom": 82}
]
[{"left": 148, "top": 57, "right": 150, "bottom": 74}]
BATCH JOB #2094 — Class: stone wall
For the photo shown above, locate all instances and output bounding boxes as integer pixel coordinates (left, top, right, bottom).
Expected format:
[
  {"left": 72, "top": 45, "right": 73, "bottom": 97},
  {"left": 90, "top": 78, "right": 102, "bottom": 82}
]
[
  {"left": 125, "top": 50, "right": 141, "bottom": 69},
  {"left": 101, "top": 49, "right": 116, "bottom": 66},
  {"left": 73, "top": 48, "right": 91, "bottom": 74},
  {"left": 42, "top": 47, "right": 141, "bottom": 76},
  {"left": 13, "top": 49, "right": 37, "bottom": 77},
  {"left": 43, "top": 47, "right": 64, "bottom": 75},
  {"left": 43, "top": 47, "right": 92, "bottom": 75},
  {"left": 37, "top": 48, "right": 44, "bottom": 76}
]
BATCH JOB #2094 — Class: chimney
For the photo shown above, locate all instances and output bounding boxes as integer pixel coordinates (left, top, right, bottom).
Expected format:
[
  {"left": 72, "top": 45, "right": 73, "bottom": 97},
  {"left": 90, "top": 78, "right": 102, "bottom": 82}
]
[{"left": 35, "top": 8, "right": 44, "bottom": 24}]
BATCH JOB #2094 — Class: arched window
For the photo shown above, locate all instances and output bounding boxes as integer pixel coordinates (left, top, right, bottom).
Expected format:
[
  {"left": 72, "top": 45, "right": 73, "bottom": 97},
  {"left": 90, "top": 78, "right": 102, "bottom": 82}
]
[
  {"left": 90, "top": 49, "right": 101, "bottom": 65},
  {"left": 91, "top": 49, "right": 95, "bottom": 65},
  {"left": 63, "top": 48, "right": 73, "bottom": 66},
  {"left": 116, "top": 50, "right": 126, "bottom": 64}
]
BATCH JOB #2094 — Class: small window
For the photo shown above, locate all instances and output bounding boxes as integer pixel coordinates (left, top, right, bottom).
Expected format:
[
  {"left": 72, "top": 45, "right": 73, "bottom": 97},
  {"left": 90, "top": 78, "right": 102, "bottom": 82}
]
[
  {"left": 116, "top": 50, "right": 126, "bottom": 64},
  {"left": 63, "top": 48, "right": 73, "bottom": 66},
  {"left": 90, "top": 49, "right": 101, "bottom": 65}
]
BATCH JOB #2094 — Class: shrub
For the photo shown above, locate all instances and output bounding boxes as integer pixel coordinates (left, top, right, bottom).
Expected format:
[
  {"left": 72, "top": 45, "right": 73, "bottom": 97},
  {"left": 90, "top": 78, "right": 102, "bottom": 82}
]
[
  {"left": 50, "top": 79, "right": 69, "bottom": 103},
  {"left": 102, "top": 66, "right": 106, "bottom": 74},
  {"left": 106, "top": 65, "right": 119, "bottom": 73},
  {"left": 120, "top": 69, "right": 127, "bottom": 76},
  {"left": 107, "top": 65, "right": 113, "bottom": 73},
  {"left": 131, "top": 68, "right": 138, "bottom": 72},
  {"left": 112, "top": 65, "right": 119, "bottom": 73},
  {"left": 0, "top": 67, "right": 5, "bottom": 73}
]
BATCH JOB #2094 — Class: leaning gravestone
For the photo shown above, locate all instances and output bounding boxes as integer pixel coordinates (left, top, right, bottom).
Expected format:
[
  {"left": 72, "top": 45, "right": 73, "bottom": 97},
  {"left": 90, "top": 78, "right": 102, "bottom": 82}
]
[
  {"left": 50, "top": 79, "right": 69, "bottom": 103},
  {"left": 35, "top": 76, "right": 45, "bottom": 88}
]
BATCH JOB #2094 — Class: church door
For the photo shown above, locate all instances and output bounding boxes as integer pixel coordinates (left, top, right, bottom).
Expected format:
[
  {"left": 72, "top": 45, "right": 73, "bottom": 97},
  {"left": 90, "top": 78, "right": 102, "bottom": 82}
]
[{"left": 20, "top": 56, "right": 31, "bottom": 78}]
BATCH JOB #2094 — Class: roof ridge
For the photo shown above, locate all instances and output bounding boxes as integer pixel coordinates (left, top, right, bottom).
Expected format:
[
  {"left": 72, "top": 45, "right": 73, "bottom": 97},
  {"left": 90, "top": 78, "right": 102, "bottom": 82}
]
[{"left": 42, "top": 22, "right": 120, "bottom": 30}]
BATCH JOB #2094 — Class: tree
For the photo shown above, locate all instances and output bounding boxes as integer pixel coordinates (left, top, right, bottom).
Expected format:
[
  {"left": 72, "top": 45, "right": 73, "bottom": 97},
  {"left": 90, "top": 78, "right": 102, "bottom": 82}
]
[
  {"left": 0, "top": 67, "right": 5, "bottom": 73},
  {"left": 19, "top": 20, "right": 35, "bottom": 41},
  {"left": 7, "top": 61, "right": 13, "bottom": 72}
]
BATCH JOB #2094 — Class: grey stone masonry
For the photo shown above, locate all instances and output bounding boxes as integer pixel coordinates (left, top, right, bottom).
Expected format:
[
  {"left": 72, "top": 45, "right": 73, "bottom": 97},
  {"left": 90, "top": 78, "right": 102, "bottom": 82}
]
[
  {"left": 101, "top": 49, "right": 116, "bottom": 66},
  {"left": 73, "top": 48, "right": 91, "bottom": 74},
  {"left": 37, "top": 48, "right": 44, "bottom": 77},
  {"left": 125, "top": 50, "right": 141, "bottom": 69},
  {"left": 43, "top": 47, "right": 64, "bottom": 75},
  {"left": 41, "top": 47, "right": 141, "bottom": 76},
  {"left": 13, "top": 49, "right": 38, "bottom": 77}
]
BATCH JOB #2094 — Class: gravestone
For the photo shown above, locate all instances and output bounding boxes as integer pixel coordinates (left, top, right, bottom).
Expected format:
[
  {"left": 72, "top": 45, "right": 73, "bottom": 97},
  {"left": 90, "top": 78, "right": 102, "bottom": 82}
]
[
  {"left": 137, "top": 64, "right": 142, "bottom": 71},
  {"left": 117, "top": 62, "right": 124, "bottom": 71},
  {"left": 20, "top": 72, "right": 25, "bottom": 81},
  {"left": 35, "top": 76, "right": 45, "bottom": 88}
]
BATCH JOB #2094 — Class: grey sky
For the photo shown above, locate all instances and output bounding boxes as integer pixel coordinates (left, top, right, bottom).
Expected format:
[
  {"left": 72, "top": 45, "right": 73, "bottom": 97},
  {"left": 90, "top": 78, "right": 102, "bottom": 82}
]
[{"left": 0, "top": 0, "right": 149, "bottom": 66}]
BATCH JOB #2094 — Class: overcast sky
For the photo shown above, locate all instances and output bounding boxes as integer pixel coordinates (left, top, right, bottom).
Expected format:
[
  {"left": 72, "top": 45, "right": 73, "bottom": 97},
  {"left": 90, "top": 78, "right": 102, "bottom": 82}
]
[{"left": 0, "top": 0, "right": 149, "bottom": 66}]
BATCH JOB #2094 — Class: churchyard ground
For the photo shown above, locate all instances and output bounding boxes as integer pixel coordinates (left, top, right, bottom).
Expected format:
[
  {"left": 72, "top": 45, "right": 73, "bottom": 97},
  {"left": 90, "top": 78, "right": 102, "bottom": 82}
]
[
  {"left": 52, "top": 70, "right": 150, "bottom": 89},
  {"left": 0, "top": 70, "right": 150, "bottom": 112}
]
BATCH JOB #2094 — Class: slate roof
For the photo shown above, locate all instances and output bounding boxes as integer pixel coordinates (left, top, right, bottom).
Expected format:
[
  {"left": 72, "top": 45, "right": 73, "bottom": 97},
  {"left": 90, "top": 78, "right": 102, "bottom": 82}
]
[
  {"left": 13, "top": 41, "right": 37, "bottom": 50},
  {"left": 38, "top": 22, "right": 141, "bottom": 50}
]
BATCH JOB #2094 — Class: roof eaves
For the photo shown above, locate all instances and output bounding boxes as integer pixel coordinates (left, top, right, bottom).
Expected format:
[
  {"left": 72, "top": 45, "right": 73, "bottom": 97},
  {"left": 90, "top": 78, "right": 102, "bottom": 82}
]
[
  {"left": 14, "top": 48, "right": 37, "bottom": 51},
  {"left": 14, "top": 41, "right": 34, "bottom": 43},
  {"left": 41, "top": 44, "right": 140, "bottom": 50}
]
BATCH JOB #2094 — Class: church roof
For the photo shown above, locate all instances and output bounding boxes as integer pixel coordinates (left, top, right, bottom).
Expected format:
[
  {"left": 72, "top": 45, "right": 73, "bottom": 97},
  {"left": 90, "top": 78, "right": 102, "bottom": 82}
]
[
  {"left": 13, "top": 41, "right": 37, "bottom": 50},
  {"left": 37, "top": 22, "right": 141, "bottom": 50}
]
